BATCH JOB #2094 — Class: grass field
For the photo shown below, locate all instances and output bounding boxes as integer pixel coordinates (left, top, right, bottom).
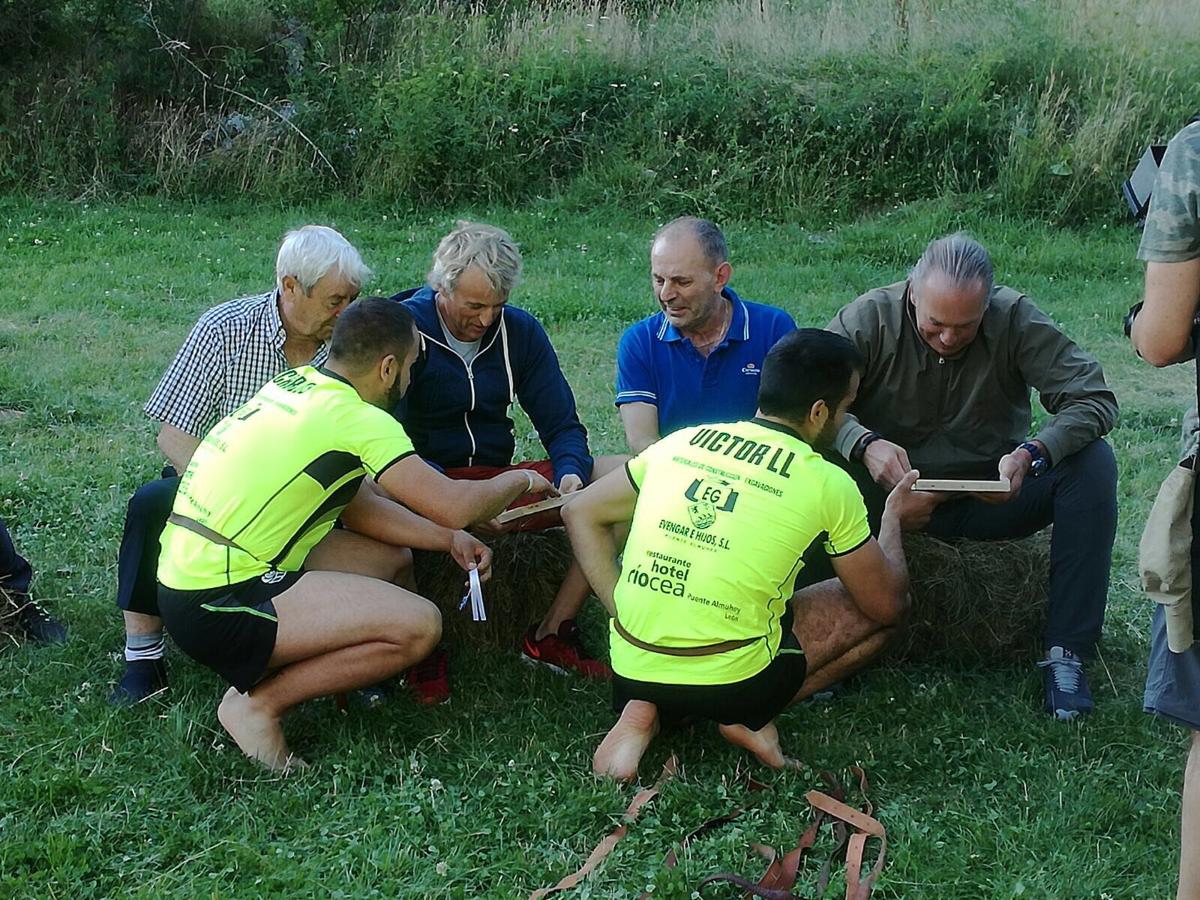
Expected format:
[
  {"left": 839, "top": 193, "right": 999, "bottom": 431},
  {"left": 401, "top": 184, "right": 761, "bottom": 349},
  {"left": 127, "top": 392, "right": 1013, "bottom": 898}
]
[{"left": 0, "top": 193, "right": 1194, "bottom": 898}]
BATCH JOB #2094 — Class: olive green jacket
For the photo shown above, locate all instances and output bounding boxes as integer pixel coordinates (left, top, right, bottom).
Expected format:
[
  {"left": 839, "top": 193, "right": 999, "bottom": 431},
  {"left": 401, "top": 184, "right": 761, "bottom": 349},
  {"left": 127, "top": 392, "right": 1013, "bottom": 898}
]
[{"left": 828, "top": 281, "right": 1118, "bottom": 476}]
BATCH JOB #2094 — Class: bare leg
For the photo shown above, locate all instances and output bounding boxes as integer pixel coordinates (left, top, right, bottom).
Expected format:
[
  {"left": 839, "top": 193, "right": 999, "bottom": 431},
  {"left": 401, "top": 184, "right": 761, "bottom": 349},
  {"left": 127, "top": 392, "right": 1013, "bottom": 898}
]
[
  {"left": 123, "top": 610, "right": 162, "bottom": 636},
  {"left": 718, "top": 720, "right": 802, "bottom": 770},
  {"left": 788, "top": 578, "right": 895, "bottom": 705},
  {"left": 1181, "top": 730, "right": 1200, "bottom": 900},
  {"left": 593, "top": 699, "right": 659, "bottom": 782},
  {"left": 536, "top": 454, "right": 629, "bottom": 639},
  {"left": 303, "top": 528, "right": 413, "bottom": 585},
  {"left": 215, "top": 529, "right": 440, "bottom": 771}
]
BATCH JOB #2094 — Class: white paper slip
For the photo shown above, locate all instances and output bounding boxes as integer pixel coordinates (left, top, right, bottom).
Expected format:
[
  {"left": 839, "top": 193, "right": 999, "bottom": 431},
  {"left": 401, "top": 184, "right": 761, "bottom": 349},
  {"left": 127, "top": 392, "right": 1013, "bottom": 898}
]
[{"left": 460, "top": 567, "right": 486, "bottom": 622}]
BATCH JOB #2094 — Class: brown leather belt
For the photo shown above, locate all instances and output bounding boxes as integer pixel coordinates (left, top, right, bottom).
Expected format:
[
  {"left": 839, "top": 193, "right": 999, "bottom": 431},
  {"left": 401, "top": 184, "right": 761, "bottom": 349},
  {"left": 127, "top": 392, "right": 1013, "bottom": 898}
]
[{"left": 612, "top": 617, "right": 757, "bottom": 657}]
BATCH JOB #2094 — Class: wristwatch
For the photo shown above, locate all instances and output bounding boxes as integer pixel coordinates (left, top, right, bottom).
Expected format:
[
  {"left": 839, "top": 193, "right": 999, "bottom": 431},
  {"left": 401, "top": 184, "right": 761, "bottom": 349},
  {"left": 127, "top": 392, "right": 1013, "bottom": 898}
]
[
  {"left": 851, "top": 432, "right": 882, "bottom": 462},
  {"left": 1017, "top": 441, "right": 1049, "bottom": 476}
]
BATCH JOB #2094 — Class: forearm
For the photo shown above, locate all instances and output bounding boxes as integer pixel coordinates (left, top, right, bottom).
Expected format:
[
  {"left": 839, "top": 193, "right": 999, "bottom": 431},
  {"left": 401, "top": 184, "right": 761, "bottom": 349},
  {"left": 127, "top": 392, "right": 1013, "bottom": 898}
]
[
  {"left": 156, "top": 424, "right": 200, "bottom": 472},
  {"left": 451, "top": 471, "right": 532, "bottom": 527},
  {"left": 1034, "top": 394, "right": 1118, "bottom": 465},
  {"left": 341, "top": 489, "right": 455, "bottom": 553},
  {"left": 875, "top": 508, "right": 910, "bottom": 601}
]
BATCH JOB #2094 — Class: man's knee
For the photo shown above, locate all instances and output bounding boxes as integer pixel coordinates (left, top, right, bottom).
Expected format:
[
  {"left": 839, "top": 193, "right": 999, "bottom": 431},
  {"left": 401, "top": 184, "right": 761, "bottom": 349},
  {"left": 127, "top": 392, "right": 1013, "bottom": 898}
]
[
  {"left": 400, "top": 599, "right": 442, "bottom": 657},
  {"left": 126, "top": 477, "right": 179, "bottom": 526}
]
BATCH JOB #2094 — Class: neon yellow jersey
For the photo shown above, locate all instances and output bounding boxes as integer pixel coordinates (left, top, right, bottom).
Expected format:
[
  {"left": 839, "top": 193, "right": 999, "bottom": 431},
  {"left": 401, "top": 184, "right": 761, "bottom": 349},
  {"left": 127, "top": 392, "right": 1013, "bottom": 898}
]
[
  {"left": 611, "top": 418, "right": 871, "bottom": 685},
  {"left": 158, "top": 366, "right": 415, "bottom": 591}
]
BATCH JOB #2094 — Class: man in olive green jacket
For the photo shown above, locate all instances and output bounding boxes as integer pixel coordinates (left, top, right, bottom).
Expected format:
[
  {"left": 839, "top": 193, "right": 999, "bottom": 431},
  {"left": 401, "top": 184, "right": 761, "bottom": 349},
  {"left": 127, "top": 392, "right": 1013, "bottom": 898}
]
[{"left": 828, "top": 232, "right": 1118, "bottom": 721}]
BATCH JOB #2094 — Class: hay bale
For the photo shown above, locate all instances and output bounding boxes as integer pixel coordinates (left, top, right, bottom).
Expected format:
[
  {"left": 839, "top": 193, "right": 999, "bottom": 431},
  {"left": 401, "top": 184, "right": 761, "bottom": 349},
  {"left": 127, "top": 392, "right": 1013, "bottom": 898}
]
[
  {"left": 888, "top": 532, "right": 1050, "bottom": 665},
  {"left": 412, "top": 528, "right": 575, "bottom": 648},
  {"left": 413, "top": 528, "right": 1052, "bottom": 665}
]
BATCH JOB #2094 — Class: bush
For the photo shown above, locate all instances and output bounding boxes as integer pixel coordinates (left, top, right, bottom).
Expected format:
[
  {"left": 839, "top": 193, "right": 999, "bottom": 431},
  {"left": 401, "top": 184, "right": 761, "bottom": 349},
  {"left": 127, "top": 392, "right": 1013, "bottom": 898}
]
[{"left": 3, "top": 0, "right": 1200, "bottom": 223}]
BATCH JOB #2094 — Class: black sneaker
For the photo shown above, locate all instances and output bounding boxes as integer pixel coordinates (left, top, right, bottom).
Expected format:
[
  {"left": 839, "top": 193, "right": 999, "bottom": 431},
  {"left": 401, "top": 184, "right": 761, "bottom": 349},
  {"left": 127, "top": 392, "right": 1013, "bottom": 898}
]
[
  {"left": 108, "top": 658, "right": 169, "bottom": 705},
  {"left": 1037, "top": 646, "right": 1094, "bottom": 721},
  {"left": 9, "top": 593, "right": 67, "bottom": 645}
]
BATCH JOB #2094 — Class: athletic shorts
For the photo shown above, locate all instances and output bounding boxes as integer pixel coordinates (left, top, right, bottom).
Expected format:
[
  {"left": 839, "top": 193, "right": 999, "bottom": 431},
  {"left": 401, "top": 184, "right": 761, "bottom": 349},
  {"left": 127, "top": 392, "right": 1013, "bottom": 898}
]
[
  {"left": 158, "top": 571, "right": 303, "bottom": 693},
  {"left": 444, "top": 459, "right": 560, "bottom": 532},
  {"left": 611, "top": 629, "right": 808, "bottom": 732},
  {"left": 1144, "top": 604, "right": 1200, "bottom": 731}
]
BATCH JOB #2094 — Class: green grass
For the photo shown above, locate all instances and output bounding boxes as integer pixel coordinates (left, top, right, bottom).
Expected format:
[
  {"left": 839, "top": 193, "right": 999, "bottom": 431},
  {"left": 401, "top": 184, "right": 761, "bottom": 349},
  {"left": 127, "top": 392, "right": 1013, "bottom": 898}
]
[{"left": 0, "top": 193, "right": 1193, "bottom": 898}]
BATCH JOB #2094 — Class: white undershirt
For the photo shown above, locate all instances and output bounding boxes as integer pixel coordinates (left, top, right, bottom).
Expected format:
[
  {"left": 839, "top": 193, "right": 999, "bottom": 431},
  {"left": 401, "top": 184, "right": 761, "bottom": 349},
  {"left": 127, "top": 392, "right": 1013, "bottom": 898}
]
[{"left": 438, "top": 311, "right": 482, "bottom": 365}]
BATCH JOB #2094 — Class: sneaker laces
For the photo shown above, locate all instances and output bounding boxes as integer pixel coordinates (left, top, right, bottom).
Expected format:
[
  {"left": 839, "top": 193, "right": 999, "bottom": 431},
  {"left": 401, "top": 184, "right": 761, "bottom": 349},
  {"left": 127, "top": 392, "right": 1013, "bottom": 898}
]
[{"left": 1037, "top": 649, "right": 1082, "bottom": 694}]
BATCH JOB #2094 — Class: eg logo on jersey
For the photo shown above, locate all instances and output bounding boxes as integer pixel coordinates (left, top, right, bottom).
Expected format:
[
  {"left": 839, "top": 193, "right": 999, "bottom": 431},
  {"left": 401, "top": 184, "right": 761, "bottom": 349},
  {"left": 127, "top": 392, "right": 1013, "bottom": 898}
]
[{"left": 684, "top": 478, "right": 739, "bottom": 530}]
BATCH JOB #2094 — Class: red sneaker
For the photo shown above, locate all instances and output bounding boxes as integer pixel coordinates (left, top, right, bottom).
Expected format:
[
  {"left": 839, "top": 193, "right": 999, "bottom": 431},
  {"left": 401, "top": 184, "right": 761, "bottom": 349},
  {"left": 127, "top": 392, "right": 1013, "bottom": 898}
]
[
  {"left": 521, "top": 619, "right": 612, "bottom": 679},
  {"left": 406, "top": 645, "right": 450, "bottom": 705}
]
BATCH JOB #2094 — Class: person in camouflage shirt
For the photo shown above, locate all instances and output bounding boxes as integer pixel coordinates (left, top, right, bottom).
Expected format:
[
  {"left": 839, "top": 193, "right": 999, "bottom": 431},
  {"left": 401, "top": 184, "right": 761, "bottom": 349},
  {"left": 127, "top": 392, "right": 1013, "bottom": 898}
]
[{"left": 1133, "top": 119, "right": 1200, "bottom": 900}]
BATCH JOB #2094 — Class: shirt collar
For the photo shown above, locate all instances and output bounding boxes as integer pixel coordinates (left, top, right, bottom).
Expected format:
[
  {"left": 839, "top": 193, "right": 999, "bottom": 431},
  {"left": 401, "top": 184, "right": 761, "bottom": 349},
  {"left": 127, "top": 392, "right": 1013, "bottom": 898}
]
[
  {"left": 656, "top": 287, "right": 749, "bottom": 345},
  {"left": 751, "top": 416, "right": 808, "bottom": 444}
]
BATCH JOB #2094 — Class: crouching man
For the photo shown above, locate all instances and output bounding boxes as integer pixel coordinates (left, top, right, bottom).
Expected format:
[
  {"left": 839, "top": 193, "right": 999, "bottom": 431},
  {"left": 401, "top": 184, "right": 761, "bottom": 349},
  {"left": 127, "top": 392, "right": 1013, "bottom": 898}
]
[
  {"left": 563, "top": 329, "right": 919, "bottom": 780},
  {"left": 156, "top": 298, "right": 554, "bottom": 770}
]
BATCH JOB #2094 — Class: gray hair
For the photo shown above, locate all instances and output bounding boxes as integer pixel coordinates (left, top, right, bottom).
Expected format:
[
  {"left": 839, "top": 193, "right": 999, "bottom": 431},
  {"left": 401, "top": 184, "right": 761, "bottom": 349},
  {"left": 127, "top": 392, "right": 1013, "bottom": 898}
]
[
  {"left": 909, "top": 233, "right": 994, "bottom": 299},
  {"left": 653, "top": 216, "right": 729, "bottom": 266},
  {"left": 276, "top": 225, "right": 371, "bottom": 294},
  {"left": 428, "top": 221, "right": 523, "bottom": 300}
]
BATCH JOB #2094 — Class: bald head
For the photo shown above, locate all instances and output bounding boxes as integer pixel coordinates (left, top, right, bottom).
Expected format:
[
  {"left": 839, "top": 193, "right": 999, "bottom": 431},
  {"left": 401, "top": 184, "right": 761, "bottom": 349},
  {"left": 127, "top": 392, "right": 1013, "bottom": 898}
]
[{"left": 652, "top": 216, "right": 728, "bottom": 267}]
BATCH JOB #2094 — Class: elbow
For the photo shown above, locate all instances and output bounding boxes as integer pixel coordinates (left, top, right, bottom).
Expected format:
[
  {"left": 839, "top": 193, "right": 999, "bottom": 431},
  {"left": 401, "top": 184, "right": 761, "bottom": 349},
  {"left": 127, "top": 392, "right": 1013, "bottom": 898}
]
[{"left": 1139, "top": 346, "right": 1183, "bottom": 368}]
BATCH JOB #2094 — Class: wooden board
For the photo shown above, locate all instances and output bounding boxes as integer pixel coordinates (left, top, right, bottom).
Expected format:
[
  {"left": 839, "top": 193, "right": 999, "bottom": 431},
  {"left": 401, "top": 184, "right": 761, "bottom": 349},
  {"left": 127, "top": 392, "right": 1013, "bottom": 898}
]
[
  {"left": 913, "top": 477, "right": 1010, "bottom": 493},
  {"left": 494, "top": 494, "right": 566, "bottom": 524}
]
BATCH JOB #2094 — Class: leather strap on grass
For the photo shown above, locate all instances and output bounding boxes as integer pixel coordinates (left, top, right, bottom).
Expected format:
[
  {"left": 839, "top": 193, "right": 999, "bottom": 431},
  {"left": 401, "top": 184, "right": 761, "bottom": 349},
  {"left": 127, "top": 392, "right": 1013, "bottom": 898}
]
[
  {"left": 697, "top": 766, "right": 888, "bottom": 900},
  {"left": 529, "top": 755, "right": 678, "bottom": 899}
]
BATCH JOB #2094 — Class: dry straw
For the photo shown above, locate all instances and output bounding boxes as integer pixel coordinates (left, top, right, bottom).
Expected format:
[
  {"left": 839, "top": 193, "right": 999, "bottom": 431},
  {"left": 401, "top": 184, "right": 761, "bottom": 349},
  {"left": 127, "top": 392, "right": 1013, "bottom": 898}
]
[{"left": 414, "top": 529, "right": 1050, "bottom": 665}]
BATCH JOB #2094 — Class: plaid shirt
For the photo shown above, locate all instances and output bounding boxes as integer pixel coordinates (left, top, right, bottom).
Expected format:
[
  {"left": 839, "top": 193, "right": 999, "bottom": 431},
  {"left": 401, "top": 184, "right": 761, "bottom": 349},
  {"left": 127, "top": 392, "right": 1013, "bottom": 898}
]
[{"left": 144, "top": 291, "right": 329, "bottom": 437}]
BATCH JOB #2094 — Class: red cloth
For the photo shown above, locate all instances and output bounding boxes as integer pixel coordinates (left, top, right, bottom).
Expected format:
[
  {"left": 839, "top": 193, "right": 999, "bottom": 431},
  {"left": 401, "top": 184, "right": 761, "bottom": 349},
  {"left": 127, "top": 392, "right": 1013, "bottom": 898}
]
[{"left": 443, "top": 460, "right": 562, "bottom": 532}]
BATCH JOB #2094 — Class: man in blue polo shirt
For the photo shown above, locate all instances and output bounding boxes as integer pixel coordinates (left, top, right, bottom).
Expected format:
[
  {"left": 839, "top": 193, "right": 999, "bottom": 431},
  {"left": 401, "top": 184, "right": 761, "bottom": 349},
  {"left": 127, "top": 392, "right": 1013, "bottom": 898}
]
[{"left": 615, "top": 217, "right": 796, "bottom": 453}]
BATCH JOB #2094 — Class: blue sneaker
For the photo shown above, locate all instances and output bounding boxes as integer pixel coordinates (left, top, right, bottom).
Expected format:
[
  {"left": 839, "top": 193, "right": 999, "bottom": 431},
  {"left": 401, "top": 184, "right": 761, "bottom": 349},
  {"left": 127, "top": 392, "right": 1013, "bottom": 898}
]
[{"left": 1037, "top": 646, "right": 1093, "bottom": 721}]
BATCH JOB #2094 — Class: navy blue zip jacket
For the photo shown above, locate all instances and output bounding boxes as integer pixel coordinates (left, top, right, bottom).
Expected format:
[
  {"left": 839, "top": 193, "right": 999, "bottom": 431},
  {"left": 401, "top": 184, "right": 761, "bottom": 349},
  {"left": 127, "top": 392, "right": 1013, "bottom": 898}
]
[{"left": 390, "top": 286, "right": 593, "bottom": 483}]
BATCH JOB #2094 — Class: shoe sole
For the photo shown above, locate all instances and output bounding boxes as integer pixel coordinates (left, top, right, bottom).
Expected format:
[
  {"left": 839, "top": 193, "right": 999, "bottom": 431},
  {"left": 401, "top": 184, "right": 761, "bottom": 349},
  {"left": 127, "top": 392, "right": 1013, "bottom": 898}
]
[{"left": 519, "top": 652, "right": 570, "bottom": 677}]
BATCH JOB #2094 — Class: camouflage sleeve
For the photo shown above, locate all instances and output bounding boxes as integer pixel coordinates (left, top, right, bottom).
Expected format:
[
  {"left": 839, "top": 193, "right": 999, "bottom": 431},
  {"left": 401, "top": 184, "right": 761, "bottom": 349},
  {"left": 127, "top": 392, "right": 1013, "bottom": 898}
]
[{"left": 1139, "top": 123, "right": 1200, "bottom": 263}]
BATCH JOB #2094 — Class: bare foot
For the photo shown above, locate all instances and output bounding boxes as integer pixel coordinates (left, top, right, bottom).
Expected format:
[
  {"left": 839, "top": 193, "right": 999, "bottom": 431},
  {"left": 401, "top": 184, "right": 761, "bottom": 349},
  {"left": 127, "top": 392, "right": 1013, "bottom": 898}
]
[
  {"left": 217, "top": 687, "right": 304, "bottom": 772},
  {"left": 593, "top": 700, "right": 659, "bottom": 782},
  {"left": 718, "top": 720, "right": 802, "bottom": 770}
]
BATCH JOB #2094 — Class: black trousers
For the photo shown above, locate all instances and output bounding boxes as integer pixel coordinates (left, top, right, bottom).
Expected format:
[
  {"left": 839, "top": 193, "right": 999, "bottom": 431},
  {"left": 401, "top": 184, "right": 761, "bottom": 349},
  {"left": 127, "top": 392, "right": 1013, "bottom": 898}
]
[
  {"left": 801, "top": 439, "right": 1118, "bottom": 658},
  {"left": 114, "top": 472, "right": 180, "bottom": 617},
  {"left": 0, "top": 519, "right": 33, "bottom": 595}
]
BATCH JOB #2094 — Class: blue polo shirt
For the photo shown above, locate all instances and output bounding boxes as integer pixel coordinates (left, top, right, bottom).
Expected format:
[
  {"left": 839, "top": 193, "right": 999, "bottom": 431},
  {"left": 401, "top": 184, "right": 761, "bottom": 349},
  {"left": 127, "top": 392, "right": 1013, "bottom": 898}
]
[{"left": 615, "top": 289, "right": 796, "bottom": 436}]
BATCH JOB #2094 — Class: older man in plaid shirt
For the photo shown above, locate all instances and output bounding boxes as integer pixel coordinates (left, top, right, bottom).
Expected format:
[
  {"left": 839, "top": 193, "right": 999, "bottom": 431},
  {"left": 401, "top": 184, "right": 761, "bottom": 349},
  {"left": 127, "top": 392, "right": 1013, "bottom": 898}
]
[{"left": 109, "top": 225, "right": 376, "bottom": 704}]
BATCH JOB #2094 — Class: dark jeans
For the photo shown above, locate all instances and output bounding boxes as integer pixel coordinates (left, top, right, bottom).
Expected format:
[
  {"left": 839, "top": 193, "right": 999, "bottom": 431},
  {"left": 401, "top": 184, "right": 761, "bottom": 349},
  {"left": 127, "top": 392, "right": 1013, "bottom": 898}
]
[
  {"left": 0, "top": 519, "right": 33, "bottom": 595},
  {"left": 803, "top": 439, "right": 1118, "bottom": 658},
  {"left": 115, "top": 472, "right": 180, "bottom": 617}
]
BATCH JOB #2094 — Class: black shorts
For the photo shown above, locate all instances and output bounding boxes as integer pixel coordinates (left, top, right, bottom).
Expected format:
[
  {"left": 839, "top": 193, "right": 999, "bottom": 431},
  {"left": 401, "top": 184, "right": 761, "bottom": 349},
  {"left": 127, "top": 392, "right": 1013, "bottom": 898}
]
[
  {"left": 158, "top": 571, "right": 303, "bottom": 693},
  {"left": 612, "top": 628, "right": 808, "bottom": 732}
]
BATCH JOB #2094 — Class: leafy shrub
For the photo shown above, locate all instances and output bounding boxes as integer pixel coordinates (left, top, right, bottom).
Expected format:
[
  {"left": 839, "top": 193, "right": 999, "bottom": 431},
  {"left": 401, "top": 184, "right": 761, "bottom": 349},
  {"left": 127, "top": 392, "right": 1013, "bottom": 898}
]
[{"left": 3, "top": 0, "right": 1199, "bottom": 223}]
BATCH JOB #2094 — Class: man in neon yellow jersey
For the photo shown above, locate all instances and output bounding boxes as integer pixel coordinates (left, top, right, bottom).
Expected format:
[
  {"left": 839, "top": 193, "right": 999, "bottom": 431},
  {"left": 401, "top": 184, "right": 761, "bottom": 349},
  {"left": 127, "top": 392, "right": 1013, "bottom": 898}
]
[
  {"left": 563, "top": 328, "right": 920, "bottom": 780},
  {"left": 157, "top": 298, "right": 555, "bottom": 770}
]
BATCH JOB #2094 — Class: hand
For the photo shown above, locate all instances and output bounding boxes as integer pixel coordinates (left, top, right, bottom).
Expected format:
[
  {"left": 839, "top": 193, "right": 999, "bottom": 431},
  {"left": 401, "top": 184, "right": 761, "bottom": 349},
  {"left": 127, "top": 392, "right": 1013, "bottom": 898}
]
[
  {"left": 449, "top": 529, "right": 493, "bottom": 583},
  {"left": 471, "top": 517, "right": 510, "bottom": 538},
  {"left": 975, "top": 450, "right": 1030, "bottom": 504},
  {"left": 557, "top": 473, "right": 585, "bottom": 494},
  {"left": 883, "top": 470, "right": 948, "bottom": 531},
  {"left": 520, "top": 469, "right": 560, "bottom": 498},
  {"left": 862, "top": 438, "right": 913, "bottom": 490}
]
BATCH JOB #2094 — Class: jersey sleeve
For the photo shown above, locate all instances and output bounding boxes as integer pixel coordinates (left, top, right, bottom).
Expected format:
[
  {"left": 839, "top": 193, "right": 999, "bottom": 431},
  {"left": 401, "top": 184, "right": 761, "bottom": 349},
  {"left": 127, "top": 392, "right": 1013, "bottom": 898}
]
[
  {"left": 820, "top": 468, "right": 872, "bottom": 557},
  {"left": 351, "top": 406, "right": 417, "bottom": 478},
  {"left": 1139, "top": 124, "right": 1200, "bottom": 264},
  {"left": 143, "top": 311, "right": 228, "bottom": 437},
  {"left": 615, "top": 322, "right": 658, "bottom": 407}
]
